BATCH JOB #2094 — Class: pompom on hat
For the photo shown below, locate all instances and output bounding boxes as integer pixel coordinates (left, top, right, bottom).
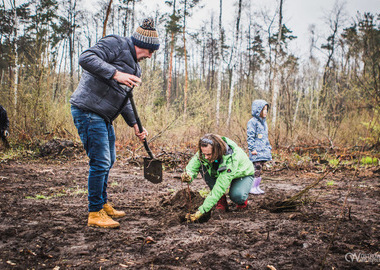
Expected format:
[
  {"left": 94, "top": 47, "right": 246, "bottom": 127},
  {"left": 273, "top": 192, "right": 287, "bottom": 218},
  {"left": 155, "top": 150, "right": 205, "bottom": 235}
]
[{"left": 131, "top": 18, "right": 160, "bottom": 51}]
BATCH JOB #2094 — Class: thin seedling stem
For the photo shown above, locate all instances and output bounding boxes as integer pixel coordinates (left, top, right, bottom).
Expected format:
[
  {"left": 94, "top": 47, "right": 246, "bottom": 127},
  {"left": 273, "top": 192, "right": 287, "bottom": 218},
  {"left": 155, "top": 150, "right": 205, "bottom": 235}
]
[{"left": 187, "top": 183, "right": 192, "bottom": 212}]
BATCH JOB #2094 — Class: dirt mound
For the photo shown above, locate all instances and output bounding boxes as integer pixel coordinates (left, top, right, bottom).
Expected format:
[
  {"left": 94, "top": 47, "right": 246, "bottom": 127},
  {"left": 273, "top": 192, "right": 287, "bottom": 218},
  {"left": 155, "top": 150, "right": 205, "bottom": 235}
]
[
  {"left": 39, "top": 139, "right": 82, "bottom": 158},
  {"left": 163, "top": 188, "right": 203, "bottom": 210},
  {"left": 158, "top": 188, "right": 210, "bottom": 225}
]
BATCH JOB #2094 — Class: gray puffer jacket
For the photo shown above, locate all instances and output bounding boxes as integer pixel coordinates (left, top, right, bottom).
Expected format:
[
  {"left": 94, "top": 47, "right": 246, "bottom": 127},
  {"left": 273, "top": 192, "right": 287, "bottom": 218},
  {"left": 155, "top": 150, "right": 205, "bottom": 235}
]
[
  {"left": 247, "top": 99, "right": 272, "bottom": 162},
  {"left": 70, "top": 35, "right": 141, "bottom": 126}
]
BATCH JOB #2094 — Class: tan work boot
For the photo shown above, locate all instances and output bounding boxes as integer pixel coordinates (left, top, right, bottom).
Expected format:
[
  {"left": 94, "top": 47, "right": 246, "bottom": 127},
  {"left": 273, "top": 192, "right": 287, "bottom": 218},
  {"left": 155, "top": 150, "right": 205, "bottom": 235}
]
[
  {"left": 103, "top": 203, "right": 126, "bottom": 218},
  {"left": 88, "top": 209, "right": 120, "bottom": 228}
]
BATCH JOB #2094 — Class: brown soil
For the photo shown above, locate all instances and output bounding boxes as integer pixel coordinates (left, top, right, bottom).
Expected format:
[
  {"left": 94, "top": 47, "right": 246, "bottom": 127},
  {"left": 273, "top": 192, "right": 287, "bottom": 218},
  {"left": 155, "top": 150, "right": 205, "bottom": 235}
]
[{"left": 0, "top": 147, "right": 379, "bottom": 269}]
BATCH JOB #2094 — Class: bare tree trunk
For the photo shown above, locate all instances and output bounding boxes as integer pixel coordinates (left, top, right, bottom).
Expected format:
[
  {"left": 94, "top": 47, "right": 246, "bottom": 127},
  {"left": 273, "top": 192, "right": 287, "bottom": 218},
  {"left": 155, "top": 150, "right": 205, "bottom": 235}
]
[
  {"left": 320, "top": 29, "right": 337, "bottom": 106},
  {"left": 266, "top": 15, "right": 276, "bottom": 98},
  {"left": 103, "top": 0, "right": 113, "bottom": 37},
  {"left": 77, "top": 39, "right": 82, "bottom": 81},
  {"left": 68, "top": 33, "right": 74, "bottom": 99},
  {"left": 53, "top": 39, "right": 67, "bottom": 101},
  {"left": 271, "top": 0, "right": 283, "bottom": 146},
  {"left": 166, "top": 0, "right": 176, "bottom": 109},
  {"left": 12, "top": 0, "right": 19, "bottom": 111},
  {"left": 207, "top": 17, "right": 214, "bottom": 90},
  {"left": 182, "top": 0, "right": 189, "bottom": 122},
  {"left": 131, "top": 0, "right": 135, "bottom": 33},
  {"left": 245, "top": 17, "right": 252, "bottom": 95},
  {"left": 308, "top": 86, "right": 314, "bottom": 134},
  {"left": 293, "top": 86, "right": 302, "bottom": 128},
  {"left": 227, "top": 67, "right": 238, "bottom": 127},
  {"left": 174, "top": 53, "right": 179, "bottom": 99},
  {"left": 201, "top": 31, "right": 205, "bottom": 80},
  {"left": 226, "top": 0, "right": 242, "bottom": 128},
  {"left": 307, "top": 25, "right": 316, "bottom": 134},
  {"left": 162, "top": 31, "right": 168, "bottom": 90},
  {"left": 94, "top": 19, "right": 99, "bottom": 42},
  {"left": 151, "top": 13, "right": 159, "bottom": 68},
  {"left": 167, "top": 32, "right": 175, "bottom": 108},
  {"left": 319, "top": 3, "right": 344, "bottom": 136},
  {"left": 216, "top": 0, "right": 223, "bottom": 128},
  {"left": 66, "top": 0, "right": 77, "bottom": 101},
  {"left": 320, "top": 7, "right": 341, "bottom": 107},
  {"left": 122, "top": 1, "right": 129, "bottom": 36}
]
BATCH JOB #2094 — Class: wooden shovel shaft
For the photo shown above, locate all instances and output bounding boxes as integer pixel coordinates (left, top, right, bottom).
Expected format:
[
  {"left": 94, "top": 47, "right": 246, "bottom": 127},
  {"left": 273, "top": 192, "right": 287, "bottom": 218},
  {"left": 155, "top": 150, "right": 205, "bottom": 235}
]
[
  {"left": 128, "top": 92, "right": 154, "bottom": 159},
  {"left": 119, "top": 84, "right": 162, "bottom": 183}
]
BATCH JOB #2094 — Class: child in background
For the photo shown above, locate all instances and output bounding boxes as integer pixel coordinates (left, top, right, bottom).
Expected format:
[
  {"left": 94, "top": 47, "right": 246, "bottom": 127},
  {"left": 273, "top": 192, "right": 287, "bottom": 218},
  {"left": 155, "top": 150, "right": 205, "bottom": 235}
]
[{"left": 247, "top": 100, "right": 272, "bottom": 194}]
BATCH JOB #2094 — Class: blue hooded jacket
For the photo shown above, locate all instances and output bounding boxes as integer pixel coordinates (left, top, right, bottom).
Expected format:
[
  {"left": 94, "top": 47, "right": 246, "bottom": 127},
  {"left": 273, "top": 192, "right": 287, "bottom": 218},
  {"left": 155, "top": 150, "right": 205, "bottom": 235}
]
[{"left": 247, "top": 99, "right": 272, "bottom": 162}]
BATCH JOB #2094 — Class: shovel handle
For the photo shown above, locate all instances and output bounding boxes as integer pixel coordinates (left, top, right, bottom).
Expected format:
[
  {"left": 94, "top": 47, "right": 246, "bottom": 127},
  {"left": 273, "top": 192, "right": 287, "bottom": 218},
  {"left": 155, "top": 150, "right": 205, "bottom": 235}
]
[{"left": 128, "top": 91, "right": 155, "bottom": 159}]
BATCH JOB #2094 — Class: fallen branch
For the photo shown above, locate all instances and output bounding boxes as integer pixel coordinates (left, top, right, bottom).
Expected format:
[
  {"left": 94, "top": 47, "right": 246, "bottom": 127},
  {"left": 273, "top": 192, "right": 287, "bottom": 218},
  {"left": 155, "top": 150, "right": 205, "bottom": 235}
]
[
  {"left": 269, "top": 163, "right": 339, "bottom": 212},
  {"left": 281, "top": 167, "right": 335, "bottom": 204}
]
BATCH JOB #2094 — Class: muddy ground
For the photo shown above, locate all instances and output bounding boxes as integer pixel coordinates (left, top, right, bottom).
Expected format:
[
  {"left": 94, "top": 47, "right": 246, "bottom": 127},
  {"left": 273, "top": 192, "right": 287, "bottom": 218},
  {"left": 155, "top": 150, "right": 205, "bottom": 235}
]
[{"left": 0, "top": 145, "right": 379, "bottom": 269}]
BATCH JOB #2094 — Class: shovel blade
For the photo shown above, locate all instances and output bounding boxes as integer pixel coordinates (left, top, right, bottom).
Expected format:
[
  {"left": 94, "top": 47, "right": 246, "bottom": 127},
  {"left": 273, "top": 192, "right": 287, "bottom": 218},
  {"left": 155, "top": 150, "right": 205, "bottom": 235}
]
[{"left": 143, "top": 158, "right": 163, "bottom": 184}]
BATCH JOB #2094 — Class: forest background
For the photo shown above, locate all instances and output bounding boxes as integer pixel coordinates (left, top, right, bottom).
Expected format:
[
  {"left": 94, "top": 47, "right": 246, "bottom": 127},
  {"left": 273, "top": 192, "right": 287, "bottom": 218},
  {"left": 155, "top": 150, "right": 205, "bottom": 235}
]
[{"left": 1, "top": 0, "right": 380, "bottom": 158}]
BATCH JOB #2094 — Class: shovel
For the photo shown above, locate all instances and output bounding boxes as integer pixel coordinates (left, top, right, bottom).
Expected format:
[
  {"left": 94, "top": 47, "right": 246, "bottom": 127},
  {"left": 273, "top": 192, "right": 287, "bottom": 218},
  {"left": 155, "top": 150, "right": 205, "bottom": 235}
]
[{"left": 127, "top": 88, "right": 163, "bottom": 184}]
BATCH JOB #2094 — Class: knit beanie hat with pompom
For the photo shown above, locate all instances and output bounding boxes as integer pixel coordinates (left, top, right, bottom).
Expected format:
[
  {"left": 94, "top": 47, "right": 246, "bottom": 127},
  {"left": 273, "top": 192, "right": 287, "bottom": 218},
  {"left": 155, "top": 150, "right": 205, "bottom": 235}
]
[{"left": 131, "top": 18, "right": 160, "bottom": 51}]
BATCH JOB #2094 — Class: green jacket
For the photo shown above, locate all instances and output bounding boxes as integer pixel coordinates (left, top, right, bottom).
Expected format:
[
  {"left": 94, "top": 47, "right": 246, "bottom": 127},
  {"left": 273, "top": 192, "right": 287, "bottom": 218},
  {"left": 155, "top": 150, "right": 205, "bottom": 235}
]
[{"left": 185, "top": 137, "right": 255, "bottom": 214}]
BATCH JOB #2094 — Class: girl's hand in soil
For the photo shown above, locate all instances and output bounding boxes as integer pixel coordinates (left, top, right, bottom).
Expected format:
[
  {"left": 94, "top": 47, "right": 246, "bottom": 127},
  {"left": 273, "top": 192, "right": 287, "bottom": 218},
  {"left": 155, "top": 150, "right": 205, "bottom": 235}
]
[
  {"left": 181, "top": 172, "right": 192, "bottom": 183},
  {"left": 186, "top": 211, "right": 202, "bottom": 222}
]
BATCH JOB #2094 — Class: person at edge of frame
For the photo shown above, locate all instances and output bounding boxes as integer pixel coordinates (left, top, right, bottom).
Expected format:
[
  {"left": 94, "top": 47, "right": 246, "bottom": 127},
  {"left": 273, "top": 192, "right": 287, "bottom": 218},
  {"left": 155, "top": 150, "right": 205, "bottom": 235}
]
[{"left": 0, "top": 104, "right": 10, "bottom": 149}]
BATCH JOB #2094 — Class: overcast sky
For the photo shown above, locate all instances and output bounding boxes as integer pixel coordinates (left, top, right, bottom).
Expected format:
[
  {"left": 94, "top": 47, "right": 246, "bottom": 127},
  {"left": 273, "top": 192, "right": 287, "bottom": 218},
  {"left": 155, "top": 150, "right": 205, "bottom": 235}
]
[
  {"left": 193, "top": 0, "right": 378, "bottom": 58},
  {"left": 138, "top": 0, "right": 379, "bottom": 59}
]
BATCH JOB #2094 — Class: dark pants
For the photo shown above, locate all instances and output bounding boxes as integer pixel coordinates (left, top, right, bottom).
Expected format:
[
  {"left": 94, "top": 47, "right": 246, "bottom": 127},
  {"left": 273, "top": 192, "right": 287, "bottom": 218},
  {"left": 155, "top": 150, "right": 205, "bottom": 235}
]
[
  {"left": 200, "top": 165, "right": 253, "bottom": 205},
  {"left": 253, "top": 161, "right": 266, "bottom": 178},
  {"left": 0, "top": 133, "right": 9, "bottom": 149}
]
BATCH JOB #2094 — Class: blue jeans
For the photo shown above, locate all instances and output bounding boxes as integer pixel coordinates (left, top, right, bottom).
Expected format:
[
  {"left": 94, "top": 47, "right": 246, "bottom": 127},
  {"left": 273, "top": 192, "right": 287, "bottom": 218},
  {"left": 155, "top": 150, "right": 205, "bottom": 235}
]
[
  {"left": 71, "top": 106, "right": 116, "bottom": 212},
  {"left": 200, "top": 166, "right": 254, "bottom": 205}
]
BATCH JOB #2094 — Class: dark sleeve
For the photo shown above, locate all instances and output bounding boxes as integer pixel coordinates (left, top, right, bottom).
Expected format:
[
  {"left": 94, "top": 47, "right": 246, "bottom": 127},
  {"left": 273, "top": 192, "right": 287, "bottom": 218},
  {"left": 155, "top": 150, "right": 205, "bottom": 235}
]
[
  {"left": 78, "top": 36, "right": 121, "bottom": 80},
  {"left": 120, "top": 99, "right": 137, "bottom": 127},
  {"left": 0, "top": 107, "right": 9, "bottom": 130}
]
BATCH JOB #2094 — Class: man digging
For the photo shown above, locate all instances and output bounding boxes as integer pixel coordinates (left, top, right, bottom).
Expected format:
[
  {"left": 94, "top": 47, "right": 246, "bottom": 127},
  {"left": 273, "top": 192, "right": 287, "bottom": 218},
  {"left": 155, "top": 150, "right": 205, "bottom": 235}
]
[{"left": 70, "top": 18, "right": 160, "bottom": 228}]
